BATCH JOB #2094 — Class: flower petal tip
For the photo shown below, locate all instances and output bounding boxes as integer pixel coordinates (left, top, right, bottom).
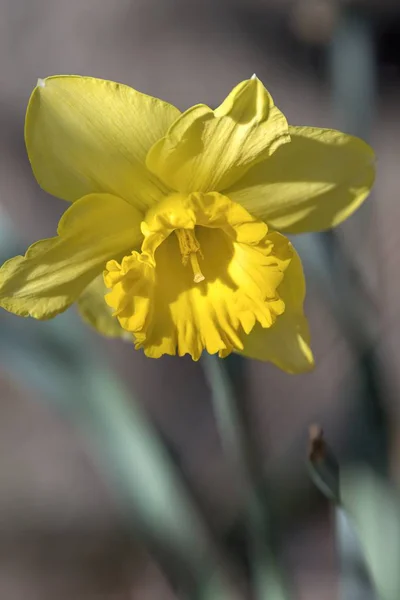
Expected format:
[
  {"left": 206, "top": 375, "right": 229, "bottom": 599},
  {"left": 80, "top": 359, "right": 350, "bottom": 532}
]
[
  {"left": 251, "top": 73, "right": 258, "bottom": 80},
  {"left": 36, "top": 78, "right": 46, "bottom": 88}
]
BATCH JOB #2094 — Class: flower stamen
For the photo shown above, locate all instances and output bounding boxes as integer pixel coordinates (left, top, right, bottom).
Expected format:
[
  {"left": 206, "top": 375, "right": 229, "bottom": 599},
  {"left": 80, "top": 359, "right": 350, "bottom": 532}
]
[
  {"left": 189, "top": 252, "right": 205, "bottom": 283},
  {"left": 175, "top": 228, "right": 205, "bottom": 283}
]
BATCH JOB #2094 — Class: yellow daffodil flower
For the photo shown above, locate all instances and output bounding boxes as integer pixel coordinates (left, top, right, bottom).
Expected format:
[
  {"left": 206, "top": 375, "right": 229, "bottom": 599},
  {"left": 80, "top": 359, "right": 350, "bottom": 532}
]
[{"left": 0, "top": 75, "right": 375, "bottom": 372}]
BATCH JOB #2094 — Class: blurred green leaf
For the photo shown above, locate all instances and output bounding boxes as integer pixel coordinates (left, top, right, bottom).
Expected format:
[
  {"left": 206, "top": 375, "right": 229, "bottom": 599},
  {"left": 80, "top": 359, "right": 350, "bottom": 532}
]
[{"left": 341, "top": 467, "right": 400, "bottom": 600}]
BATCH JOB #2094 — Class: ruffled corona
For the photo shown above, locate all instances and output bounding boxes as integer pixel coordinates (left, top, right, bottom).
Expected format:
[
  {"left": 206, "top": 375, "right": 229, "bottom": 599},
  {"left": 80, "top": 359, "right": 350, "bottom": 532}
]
[{"left": 104, "top": 192, "right": 293, "bottom": 359}]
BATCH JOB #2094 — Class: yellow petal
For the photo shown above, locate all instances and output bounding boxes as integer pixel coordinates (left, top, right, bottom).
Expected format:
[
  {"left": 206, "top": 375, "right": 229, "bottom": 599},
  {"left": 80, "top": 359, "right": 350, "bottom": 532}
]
[
  {"left": 77, "top": 275, "right": 129, "bottom": 339},
  {"left": 104, "top": 192, "right": 293, "bottom": 360},
  {"left": 25, "top": 76, "right": 181, "bottom": 210},
  {"left": 0, "top": 193, "right": 142, "bottom": 319},
  {"left": 146, "top": 77, "right": 290, "bottom": 194},
  {"left": 239, "top": 249, "right": 314, "bottom": 373},
  {"left": 227, "top": 126, "right": 375, "bottom": 233}
]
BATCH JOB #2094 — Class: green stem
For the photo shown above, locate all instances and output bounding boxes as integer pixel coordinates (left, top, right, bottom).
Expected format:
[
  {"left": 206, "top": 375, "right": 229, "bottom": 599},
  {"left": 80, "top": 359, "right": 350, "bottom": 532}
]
[{"left": 202, "top": 353, "right": 291, "bottom": 600}]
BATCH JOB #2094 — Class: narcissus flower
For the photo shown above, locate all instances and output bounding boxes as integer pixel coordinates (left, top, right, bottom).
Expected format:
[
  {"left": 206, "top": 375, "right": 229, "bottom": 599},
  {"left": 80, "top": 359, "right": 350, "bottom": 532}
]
[{"left": 0, "top": 75, "right": 374, "bottom": 372}]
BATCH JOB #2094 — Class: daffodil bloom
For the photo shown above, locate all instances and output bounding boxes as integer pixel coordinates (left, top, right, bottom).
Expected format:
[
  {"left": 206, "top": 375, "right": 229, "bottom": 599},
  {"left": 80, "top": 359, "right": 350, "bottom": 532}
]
[{"left": 0, "top": 75, "right": 374, "bottom": 372}]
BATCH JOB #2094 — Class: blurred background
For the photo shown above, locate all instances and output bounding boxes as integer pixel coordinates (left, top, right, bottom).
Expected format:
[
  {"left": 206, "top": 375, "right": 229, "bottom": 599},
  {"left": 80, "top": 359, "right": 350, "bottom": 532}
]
[{"left": 1, "top": 0, "right": 400, "bottom": 598}]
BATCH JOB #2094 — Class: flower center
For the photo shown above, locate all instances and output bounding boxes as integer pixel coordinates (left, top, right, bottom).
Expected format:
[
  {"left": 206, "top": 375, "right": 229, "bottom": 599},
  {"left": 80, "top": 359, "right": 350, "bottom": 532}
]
[
  {"left": 104, "top": 192, "right": 293, "bottom": 361},
  {"left": 175, "top": 228, "right": 205, "bottom": 284}
]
